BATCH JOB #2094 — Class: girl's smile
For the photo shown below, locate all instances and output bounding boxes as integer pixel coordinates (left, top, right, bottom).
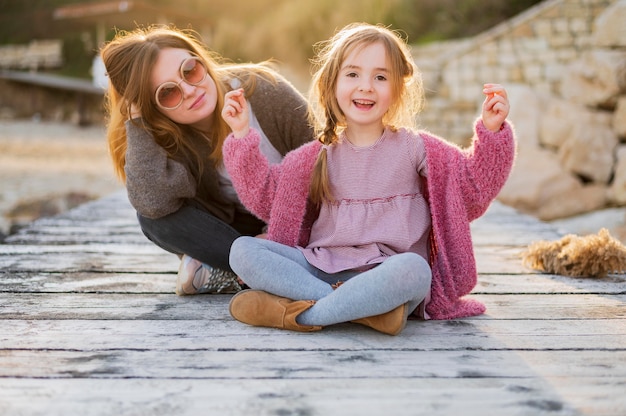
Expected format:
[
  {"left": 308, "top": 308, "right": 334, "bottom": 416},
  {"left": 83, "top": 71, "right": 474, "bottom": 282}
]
[
  {"left": 335, "top": 41, "right": 392, "bottom": 142},
  {"left": 353, "top": 99, "right": 376, "bottom": 110}
]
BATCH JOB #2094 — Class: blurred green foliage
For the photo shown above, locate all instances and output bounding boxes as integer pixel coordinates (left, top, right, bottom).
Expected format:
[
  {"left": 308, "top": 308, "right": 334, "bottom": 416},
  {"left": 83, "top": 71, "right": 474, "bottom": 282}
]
[{"left": 0, "top": 0, "right": 542, "bottom": 79}]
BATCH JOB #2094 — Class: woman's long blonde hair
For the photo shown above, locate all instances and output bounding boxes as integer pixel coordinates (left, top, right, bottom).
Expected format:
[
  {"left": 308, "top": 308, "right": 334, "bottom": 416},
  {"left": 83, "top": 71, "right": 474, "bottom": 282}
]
[
  {"left": 101, "top": 25, "right": 274, "bottom": 182},
  {"left": 308, "top": 23, "right": 425, "bottom": 205}
]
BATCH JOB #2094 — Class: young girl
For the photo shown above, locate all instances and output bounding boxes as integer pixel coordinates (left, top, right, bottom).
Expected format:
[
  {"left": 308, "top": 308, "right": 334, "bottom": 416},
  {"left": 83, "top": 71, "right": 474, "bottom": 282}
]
[
  {"left": 100, "top": 26, "right": 314, "bottom": 295},
  {"left": 221, "top": 23, "right": 516, "bottom": 335}
]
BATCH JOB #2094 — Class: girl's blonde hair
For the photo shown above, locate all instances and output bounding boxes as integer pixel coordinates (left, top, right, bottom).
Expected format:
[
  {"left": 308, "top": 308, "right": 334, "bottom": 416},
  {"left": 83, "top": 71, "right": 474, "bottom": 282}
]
[
  {"left": 308, "top": 23, "right": 424, "bottom": 205},
  {"left": 101, "top": 25, "right": 275, "bottom": 182}
]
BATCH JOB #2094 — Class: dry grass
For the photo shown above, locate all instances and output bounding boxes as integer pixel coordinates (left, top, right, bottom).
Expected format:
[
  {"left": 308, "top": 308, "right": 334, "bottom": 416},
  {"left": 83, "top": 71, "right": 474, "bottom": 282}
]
[{"left": 522, "top": 228, "right": 626, "bottom": 278}]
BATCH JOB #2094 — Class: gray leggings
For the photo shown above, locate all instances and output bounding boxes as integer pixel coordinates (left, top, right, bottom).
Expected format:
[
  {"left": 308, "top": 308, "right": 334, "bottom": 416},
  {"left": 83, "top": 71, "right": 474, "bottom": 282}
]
[{"left": 229, "top": 236, "right": 432, "bottom": 326}]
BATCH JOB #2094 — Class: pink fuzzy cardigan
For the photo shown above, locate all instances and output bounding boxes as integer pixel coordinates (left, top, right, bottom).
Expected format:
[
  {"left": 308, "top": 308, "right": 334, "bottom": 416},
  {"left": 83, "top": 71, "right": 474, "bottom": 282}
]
[{"left": 223, "top": 120, "right": 516, "bottom": 319}]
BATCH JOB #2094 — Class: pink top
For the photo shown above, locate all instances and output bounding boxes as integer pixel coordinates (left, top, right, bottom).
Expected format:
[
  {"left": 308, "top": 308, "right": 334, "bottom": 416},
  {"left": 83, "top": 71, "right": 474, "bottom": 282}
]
[{"left": 301, "top": 128, "right": 431, "bottom": 273}]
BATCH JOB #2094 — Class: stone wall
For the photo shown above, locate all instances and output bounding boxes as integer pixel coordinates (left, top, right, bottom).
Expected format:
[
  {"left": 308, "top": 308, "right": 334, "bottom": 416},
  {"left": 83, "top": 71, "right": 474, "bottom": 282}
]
[{"left": 412, "top": 0, "right": 626, "bottom": 221}]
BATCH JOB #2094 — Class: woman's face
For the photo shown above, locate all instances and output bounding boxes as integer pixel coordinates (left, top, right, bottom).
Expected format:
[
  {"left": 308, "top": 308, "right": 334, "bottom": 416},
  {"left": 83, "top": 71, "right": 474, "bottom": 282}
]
[{"left": 151, "top": 47, "right": 218, "bottom": 129}]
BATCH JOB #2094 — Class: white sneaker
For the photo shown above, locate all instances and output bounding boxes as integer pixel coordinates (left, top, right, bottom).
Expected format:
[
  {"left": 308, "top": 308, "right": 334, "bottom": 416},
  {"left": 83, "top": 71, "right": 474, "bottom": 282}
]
[{"left": 176, "top": 255, "right": 241, "bottom": 295}]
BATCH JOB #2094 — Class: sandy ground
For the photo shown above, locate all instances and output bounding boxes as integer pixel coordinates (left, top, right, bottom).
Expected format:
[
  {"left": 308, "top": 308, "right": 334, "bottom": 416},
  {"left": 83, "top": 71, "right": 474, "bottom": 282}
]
[{"left": 0, "top": 119, "right": 123, "bottom": 236}]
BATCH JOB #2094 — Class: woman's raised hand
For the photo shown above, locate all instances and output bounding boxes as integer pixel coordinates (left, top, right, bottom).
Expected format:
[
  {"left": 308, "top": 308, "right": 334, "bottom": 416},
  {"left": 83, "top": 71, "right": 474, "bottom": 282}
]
[
  {"left": 222, "top": 88, "right": 250, "bottom": 139},
  {"left": 481, "top": 84, "right": 510, "bottom": 132}
]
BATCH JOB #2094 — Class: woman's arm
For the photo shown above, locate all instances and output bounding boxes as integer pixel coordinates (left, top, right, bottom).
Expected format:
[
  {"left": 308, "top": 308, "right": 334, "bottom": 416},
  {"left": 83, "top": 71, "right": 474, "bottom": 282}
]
[{"left": 124, "top": 121, "right": 196, "bottom": 219}]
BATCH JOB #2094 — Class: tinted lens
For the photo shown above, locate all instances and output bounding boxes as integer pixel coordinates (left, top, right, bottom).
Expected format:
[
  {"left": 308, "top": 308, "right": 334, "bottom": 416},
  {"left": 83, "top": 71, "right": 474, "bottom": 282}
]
[
  {"left": 155, "top": 57, "right": 207, "bottom": 109},
  {"left": 182, "top": 58, "right": 206, "bottom": 85},
  {"left": 156, "top": 82, "right": 183, "bottom": 109}
]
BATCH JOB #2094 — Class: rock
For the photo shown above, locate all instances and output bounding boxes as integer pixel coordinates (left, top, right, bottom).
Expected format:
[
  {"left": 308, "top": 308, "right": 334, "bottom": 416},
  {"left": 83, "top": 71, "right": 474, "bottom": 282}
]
[
  {"left": 533, "top": 183, "right": 607, "bottom": 221},
  {"left": 503, "top": 84, "right": 544, "bottom": 154},
  {"left": 608, "top": 145, "right": 626, "bottom": 204},
  {"left": 499, "top": 146, "right": 606, "bottom": 220},
  {"left": 557, "top": 119, "right": 618, "bottom": 184},
  {"left": 592, "top": 0, "right": 626, "bottom": 48},
  {"left": 560, "top": 50, "right": 626, "bottom": 108},
  {"left": 613, "top": 96, "right": 626, "bottom": 139},
  {"left": 549, "top": 206, "right": 626, "bottom": 243},
  {"left": 499, "top": 84, "right": 609, "bottom": 220},
  {"left": 539, "top": 98, "right": 613, "bottom": 149}
]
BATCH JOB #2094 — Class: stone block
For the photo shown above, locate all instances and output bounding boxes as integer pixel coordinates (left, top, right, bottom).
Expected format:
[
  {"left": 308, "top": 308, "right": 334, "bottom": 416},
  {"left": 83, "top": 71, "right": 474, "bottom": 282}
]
[
  {"left": 613, "top": 96, "right": 626, "bottom": 138},
  {"left": 592, "top": 0, "right": 626, "bottom": 47}
]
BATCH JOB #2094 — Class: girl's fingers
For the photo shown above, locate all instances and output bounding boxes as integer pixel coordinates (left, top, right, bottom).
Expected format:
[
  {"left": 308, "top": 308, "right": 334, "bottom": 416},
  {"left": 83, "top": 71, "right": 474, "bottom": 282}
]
[
  {"left": 483, "top": 94, "right": 508, "bottom": 117},
  {"left": 226, "top": 88, "right": 245, "bottom": 103},
  {"left": 485, "top": 91, "right": 508, "bottom": 107},
  {"left": 222, "top": 100, "right": 242, "bottom": 119},
  {"left": 483, "top": 84, "right": 507, "bottom": 99},
  {"left": 224, "top": 99, "right": 243, "bottom": 114},
  {"left": 229, "top": 89, "right": 247, "bottom": 111}
]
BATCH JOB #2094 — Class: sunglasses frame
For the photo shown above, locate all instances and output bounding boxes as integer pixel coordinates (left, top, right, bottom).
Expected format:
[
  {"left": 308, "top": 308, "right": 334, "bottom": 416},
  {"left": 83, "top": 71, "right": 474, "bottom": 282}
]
[{"left": 154, "top": 56, "right": 208, "bottom": 111}]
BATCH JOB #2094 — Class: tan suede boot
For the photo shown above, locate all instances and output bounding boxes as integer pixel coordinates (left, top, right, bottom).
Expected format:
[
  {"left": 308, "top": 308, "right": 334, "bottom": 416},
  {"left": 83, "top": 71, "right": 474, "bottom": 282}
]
[
  {"left": 352, "top": 303, "right": 409, "bottom": 336},
  {"left": 229, "top": 290, "right": 322, "bottom": 332}
]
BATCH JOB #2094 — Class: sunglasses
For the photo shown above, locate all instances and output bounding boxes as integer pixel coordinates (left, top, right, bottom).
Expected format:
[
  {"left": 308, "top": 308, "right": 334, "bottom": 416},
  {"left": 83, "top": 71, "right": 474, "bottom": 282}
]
[{"left": 154, "top": 57, "right": 208, "bottom": 110}]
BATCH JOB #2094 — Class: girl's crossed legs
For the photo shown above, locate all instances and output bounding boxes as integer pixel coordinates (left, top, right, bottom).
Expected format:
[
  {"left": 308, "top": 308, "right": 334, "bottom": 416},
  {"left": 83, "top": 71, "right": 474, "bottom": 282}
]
[{"left": 229, "top": 236, "right": 432, "bottom": 327}]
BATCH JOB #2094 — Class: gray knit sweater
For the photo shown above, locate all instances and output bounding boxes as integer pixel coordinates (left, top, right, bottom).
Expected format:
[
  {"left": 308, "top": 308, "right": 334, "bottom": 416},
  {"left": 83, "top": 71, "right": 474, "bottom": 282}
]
[{"left": 123, "top": 71, "right": 314, "bottom": 223}]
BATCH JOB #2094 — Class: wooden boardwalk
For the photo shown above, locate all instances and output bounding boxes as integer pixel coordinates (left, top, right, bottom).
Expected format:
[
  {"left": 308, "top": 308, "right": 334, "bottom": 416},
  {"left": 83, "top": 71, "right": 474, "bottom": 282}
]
[{"left": 0, "top": 190, "right": 624, "bottom": 416}]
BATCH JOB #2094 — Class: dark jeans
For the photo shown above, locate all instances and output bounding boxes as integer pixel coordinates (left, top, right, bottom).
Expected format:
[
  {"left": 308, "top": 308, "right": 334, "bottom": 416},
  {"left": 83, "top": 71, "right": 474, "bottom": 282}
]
[{"left": 137, "top": 202, "right": 265, "bottom": 272}]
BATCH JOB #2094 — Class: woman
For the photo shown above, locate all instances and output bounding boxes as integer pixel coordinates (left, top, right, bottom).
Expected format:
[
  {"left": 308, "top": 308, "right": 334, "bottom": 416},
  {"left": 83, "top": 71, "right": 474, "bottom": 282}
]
[{"left": 100, "top": 26, "right": 314, "bottom": 295}]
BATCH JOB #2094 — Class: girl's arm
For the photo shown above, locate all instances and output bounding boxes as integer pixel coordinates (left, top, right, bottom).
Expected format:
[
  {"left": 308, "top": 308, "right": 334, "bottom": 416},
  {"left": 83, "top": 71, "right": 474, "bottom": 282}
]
[
  {"left": 222, "top": 129, "right": 322, "bottom": 225},
  {"left": 424, "top": 82, "right": 516, "bottom": 222},
  {"left": 222, "top": 87, "right": 286, "bottom": 221},
  {"left": 459, "top": 83, "right": 515, "bottom": 219},
  {"left": 222, "top": 130, "right": 280, "bottom": 222},
  {"left": 124, "top": 121, "right": 195, "bottom": 219},
  {"left": 460, "top": 119, "right": 516, "bottom": 220}
]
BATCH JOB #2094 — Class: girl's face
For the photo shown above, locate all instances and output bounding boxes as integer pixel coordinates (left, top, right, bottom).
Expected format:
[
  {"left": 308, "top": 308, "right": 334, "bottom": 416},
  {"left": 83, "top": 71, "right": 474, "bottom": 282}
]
[
  {"left": 335, "top": 41, "right": 393, "bottom": 133},
  {"left": 151, "top": 47, "right": 217, "bottom": 129}
]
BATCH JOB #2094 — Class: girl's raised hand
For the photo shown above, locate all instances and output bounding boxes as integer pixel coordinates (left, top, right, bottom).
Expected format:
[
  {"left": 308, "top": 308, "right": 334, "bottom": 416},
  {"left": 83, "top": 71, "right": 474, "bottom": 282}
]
[
  {"left": 481, "top": 84, "right": 510, "bottom": 132},
  {"left": 221, "top": 88, "right": 250, "bottom": 138}
]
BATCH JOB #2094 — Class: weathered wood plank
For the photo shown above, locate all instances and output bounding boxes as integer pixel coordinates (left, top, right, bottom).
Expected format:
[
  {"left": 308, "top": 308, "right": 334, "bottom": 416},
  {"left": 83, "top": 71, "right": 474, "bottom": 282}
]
[
  {"left": 3, "top": 231, "right": 150, "bottom": 245},
  {"left": 0, "top": 249, "right": 179, "bottom": 272},
  {"left": 0, "top": 247, "right": 566, "bottom": 276},
  {"left": 0, "top": 243, "right": 558, "bottom": 275},
  {"left": 0, "top": 349, "right": 623, "bottom": 379},
  {"left": 2, "top": 271, "right": 623, "bottom": 295},
  {"left": 7, "top": 203, "right": 562, "bottom": 248},
  {"left": 0, "top": 293, "right": 624, "bottom": 320},
  {"left": 1, "top": 187, "right": 625, "bottom": 415},
  {"left": 9, "top": 223, "right": 557, "bottom": 246},
  {"left": 475, "top": 273, "right": 626, "bottom": 294},
  {"left": 0, "top": 272, "right": 176, "bottom": 293},
  {"left": 1, "top": 319, "right": 624, "bottom": 350},
  {"left": 471, "top": 203, "right": 564, "bottom": 246},
  {"left": 0, "top": 243, "right": 165, "bottom": 256},
  {"left": 0, "top": 378, "right": 620, "bottom": 416}
]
